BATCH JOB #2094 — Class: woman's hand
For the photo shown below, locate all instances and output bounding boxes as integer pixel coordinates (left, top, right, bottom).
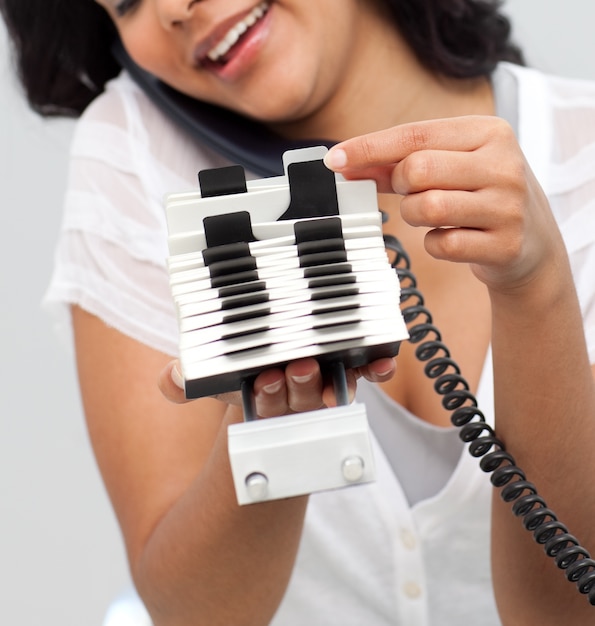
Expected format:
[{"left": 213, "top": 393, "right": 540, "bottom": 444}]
[
  {"left": 159, "top": 357, "right": 396, "bottom": 415},
  {"left": 324, "top": 115, "right": 563, "bottom": 294}
]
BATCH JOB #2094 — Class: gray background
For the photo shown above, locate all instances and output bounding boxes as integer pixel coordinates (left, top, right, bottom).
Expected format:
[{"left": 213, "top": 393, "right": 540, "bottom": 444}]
[{"left": 1, "top": 2, "right": 594, "bottom": 624}]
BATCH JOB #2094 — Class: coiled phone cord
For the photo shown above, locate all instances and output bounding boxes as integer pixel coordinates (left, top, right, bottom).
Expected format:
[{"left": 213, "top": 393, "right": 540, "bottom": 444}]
[{"left": 383, "top": 232, "right": 595, "bottom": 605}]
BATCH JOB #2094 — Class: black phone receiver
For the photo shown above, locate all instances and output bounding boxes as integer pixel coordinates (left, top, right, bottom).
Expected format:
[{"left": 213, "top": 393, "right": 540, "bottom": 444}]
[{"left": 111, "top": 40, "right": 334, "bottom": 178}]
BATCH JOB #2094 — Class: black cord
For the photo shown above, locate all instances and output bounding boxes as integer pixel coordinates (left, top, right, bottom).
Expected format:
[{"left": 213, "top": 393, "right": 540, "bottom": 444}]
[{"left": 383, "top": 232, "right": 595, "bottom": 605}]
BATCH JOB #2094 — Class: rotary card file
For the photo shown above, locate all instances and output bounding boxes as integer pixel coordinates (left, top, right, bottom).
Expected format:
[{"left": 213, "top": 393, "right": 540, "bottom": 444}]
[{"left": 165, "top": 146, "right": 409, "bottom": 504}]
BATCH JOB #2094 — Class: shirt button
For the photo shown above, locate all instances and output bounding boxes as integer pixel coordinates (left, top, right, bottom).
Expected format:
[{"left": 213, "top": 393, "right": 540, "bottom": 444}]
[
  {"left": 403, "top": 581, "right": 422, "bottom": 599},
  {"left": 400, "top": 528, "right": 417, "bottom": 550}
]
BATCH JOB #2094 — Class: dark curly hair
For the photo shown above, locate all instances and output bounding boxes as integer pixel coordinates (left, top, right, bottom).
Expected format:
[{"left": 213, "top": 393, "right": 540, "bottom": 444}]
[{"left": 0, "top": 0, "right": 524, "bottom": 118}]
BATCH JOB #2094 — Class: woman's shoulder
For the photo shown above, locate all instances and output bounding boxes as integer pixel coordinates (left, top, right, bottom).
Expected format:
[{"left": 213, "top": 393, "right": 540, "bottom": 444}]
[
  {"left": 72, "top": 71, "right": 233, "bottom": 185},
  {"left": 77, "top": 71, "right": 140, "bottom": 131},
  {"left": 70, "top": 71, "right": 155, "bottom": 167},
  {"left": 500, "top": 61, "right": 595, "bottom": 99},
  {"left": 499, "top": 63, "right": 595, "bottom": 199},
  {"left": 75, "top": 70, "right": 190, "bottom": 148},
  {"left": 501, "top": 62, "right": 595, "bottom": 145}
]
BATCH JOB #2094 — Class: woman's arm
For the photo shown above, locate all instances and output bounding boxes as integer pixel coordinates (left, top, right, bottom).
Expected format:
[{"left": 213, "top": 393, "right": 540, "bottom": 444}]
[
  {"left": 73, "top": 305, "right": 395, "bottom": 625},
  {"left": 72, "top": 306, "right": 309, "bottom": 626},
  {"left": 489, "top": 254, "right": 595, "bottom": 624},
  {"left": 324, "top": 116, "right": 595, "bottom": 623}
]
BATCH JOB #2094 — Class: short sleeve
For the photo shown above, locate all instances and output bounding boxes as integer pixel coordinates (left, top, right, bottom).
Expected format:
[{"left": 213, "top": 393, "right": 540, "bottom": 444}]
[
  {"left": 545, "top": 73, "right": 595, "bottom": 366},
  {"left": 43, "top": 72, "right": 233, "bottom": 356}
]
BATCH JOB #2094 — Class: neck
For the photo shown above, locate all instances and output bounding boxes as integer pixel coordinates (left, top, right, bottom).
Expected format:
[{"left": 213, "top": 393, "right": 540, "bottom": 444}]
[{"left": 270, "top": 13, "right": 495, "bottom": 142}]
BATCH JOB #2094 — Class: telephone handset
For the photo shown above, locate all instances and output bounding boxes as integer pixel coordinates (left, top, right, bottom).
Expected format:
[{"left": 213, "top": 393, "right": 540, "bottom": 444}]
[
  {"left": 111, "top": 40, "right": 333, "bottom": 178},
  {"left": 114, "top": 43, "right": 595, "bottom": 606}
]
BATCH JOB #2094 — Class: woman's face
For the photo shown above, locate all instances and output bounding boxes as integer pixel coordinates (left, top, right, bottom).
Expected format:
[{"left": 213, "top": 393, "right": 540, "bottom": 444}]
[{"left": 95, "top": 0, "right": 388, "bottom": 128}]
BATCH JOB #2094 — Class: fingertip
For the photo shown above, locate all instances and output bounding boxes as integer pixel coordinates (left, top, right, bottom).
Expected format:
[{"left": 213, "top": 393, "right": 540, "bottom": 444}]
[
  {"left": 324, "top": 147, "right": 347, "bottom": 171},
  {"left": 368, "top": 357, "right": 397, "bottom": 382},
  {"left": 171, "top": 361, "right": 185, "bottom": 389},
  {"left": 158, "top": 359, "right": 189, "bottom": 404}
]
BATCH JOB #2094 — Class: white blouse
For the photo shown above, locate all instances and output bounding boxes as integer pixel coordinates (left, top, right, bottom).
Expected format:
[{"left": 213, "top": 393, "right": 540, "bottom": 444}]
[{"left": 45, "top": 62, "right": 595, "bottom": 625}]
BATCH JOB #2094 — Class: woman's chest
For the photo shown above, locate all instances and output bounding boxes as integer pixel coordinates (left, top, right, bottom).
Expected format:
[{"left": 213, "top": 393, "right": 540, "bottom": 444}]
[{"left": 380, "top": 209, "right": 492, "bottom": 426}]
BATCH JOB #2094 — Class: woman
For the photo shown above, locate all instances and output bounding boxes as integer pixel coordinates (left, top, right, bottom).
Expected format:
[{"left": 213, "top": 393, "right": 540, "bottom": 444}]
[{"left": 2, "top": 0, "right": 595, "bottom": 624}]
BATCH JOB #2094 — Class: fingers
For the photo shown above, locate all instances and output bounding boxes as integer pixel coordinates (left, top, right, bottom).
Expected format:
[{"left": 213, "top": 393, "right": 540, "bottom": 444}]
[
  {"left": 160, "top": 357, "right": 398, "bottom": 418},
  {"left": 159, "top": 358, "right": 330, "bottom": 416},
  {"left": 156, "top": 359, "right": 255, "bottom": 408},
  {"left": 253, "top": 358, "right": 324, "bottom": 417},
  {"left": 324, "top": 116, "right": 492, "bottom": 175},
  {"left": 323, "top": 115, "right": 547, "bottom": 282},
  {"left": 252, "top": 357, "right": 398, "bottom": 416},
  {"left": 324, "top": 117, "right": 517, "bottom": 197},
  {"left": 158, "top": 360, "right": 191, "bottom": 404},
  {"left": 390, "top": 150, "right": 490, "bottom": 195},
  {"left": 356, "top": 357, "right": 396, "bottom": 384}
]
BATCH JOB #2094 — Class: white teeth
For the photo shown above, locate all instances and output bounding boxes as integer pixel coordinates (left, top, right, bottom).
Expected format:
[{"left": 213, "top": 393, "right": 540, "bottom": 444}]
[{"left": 207, "top": 1, "right": 270, "bottom": 62}]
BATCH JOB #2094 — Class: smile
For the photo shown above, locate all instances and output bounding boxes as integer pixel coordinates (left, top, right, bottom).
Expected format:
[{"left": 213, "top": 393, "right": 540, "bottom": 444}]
[{"left": 206, "top": 1, "right": 271, "bottom": 64}]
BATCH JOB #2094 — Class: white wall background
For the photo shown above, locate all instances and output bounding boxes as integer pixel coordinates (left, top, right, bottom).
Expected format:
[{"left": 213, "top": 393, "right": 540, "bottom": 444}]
[
  {"left": 1, "top": 2, "right": 594, "bottom": 624},
  {"left": 0, "top": 22, "right": 131, "bottom": 626}
]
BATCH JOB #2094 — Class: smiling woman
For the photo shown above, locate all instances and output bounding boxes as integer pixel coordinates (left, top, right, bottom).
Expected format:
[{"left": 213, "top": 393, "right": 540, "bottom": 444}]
[
  {"left": 1, "top": 1, "right": 595, "bottom": 625},
  {"left": 202, "top": 1, "right": 269, "bottom": 64}
]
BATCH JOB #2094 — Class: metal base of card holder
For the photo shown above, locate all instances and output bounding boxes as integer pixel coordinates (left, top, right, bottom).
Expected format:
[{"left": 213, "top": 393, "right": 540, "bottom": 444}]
[{"left": 228, "top": 402, "right": 375, "bottom": 505}]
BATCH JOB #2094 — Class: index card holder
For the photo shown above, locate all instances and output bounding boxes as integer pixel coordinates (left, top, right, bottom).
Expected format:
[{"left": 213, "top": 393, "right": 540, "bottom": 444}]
[{"left": 165, "top": 146, "right": 409, "bottom": 504}]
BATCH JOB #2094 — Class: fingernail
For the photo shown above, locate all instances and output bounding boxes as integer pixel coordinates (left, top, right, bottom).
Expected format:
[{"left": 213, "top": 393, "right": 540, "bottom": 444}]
[
  {"left": 375, "top": 360, "right": 395, "bottom": 378},
  {"left": 290, "top": 372, "right": 315, "bottom": 384},
  {"left": 324, "top": 148, "right": 347, "bottom": 170},
  {"left": 171, "top": 363, "right": 185, "bottom": 389},
  {"left": 262, "top": 379, "right": 283, "bottom": 394}
]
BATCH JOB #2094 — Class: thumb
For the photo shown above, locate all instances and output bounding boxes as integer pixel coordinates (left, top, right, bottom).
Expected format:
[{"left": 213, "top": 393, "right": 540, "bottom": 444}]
[{"left": 158, "top": 359, "right": 190, "bottom": 404}]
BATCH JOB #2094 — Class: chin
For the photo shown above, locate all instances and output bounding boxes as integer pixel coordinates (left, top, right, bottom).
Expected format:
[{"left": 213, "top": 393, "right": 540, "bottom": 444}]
[{"left": 228, "top": 85, "right": 323, "bottom": 127}]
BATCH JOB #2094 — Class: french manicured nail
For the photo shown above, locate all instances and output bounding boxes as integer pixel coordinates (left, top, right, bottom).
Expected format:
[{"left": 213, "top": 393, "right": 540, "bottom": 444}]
[
  {"left": 171, "top": 363, "right": 185, "bottom": 389},
  {"left": 324, "top": 148, "right": 347, "bottom": 170},
  {"left": 290, "top": 372, "right": 315, "bottom": 384},
  {"left": 376, "top": 364, "right": 395, "bottom": 377},
  {"left": 262, "top": 379, "right": 283, "bottom": 394}
]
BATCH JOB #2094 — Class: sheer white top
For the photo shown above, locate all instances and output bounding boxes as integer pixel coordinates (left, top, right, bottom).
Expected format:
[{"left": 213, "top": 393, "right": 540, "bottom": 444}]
[{"left": 44, "top": 63, "right": 595, "bottom": 624}]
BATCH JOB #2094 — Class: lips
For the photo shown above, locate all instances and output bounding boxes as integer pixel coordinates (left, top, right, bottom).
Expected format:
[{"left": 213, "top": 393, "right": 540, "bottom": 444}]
[{"left": 194, "top": 1, "right": 271, "bottom": 69}]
